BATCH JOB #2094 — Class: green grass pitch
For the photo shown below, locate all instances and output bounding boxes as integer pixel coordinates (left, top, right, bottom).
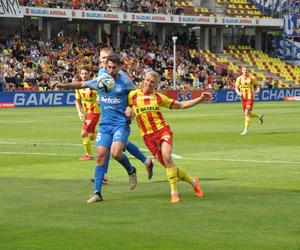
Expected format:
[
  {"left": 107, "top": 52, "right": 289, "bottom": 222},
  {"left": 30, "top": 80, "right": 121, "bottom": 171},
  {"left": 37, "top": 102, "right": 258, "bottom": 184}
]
[{"left": 0, "top": 101, "right": 299, "bottom": 249}]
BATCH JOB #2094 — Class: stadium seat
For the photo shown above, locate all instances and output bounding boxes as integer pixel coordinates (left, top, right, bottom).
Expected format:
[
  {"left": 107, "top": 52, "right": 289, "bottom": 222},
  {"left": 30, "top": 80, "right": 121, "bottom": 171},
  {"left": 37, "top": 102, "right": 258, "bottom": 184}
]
[{"left": 224, "top": 46, "right": 300, "bottom": 87}]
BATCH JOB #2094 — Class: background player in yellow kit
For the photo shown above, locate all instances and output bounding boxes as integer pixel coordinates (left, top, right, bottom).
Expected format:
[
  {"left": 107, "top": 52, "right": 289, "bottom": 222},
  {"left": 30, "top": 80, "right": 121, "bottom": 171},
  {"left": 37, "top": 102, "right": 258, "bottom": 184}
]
[
  {"left": 75, "top": 66, "right": 100, "bottom": 160},
  {"left": 235, "top": 66, "right": 264, "bottom": 135},
  {"left": 128, "top": 70, "right": 212, "bottom": 203}
]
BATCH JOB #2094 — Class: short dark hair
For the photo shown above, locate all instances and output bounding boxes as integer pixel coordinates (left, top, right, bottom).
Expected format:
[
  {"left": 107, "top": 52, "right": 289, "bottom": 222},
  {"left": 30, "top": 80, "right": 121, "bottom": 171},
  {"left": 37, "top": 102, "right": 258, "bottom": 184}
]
[{"left": 107, "top": 53, "right": 121, "bottom": 66}]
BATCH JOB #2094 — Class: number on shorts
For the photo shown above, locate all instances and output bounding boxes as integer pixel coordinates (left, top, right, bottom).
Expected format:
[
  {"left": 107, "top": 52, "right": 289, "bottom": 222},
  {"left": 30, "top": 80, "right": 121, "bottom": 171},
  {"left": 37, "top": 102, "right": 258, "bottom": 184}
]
[{"left": 96, "top": 133, "right": 101, "bottom": 142}]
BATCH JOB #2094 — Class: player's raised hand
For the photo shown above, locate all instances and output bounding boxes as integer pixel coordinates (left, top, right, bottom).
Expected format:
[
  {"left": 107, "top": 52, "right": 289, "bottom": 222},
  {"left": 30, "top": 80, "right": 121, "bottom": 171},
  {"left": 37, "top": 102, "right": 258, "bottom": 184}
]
[
  {"left": 125, "top": 106, "right": 134, "bottom": 120},
  {"left": 200, "top": 91, "right": 213, "bottom": 102}
]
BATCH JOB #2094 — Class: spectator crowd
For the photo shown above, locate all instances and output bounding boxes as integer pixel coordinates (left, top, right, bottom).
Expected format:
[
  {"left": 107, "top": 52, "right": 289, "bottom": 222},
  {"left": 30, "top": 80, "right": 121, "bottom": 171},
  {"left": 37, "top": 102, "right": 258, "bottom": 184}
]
[
  {"left": 19, "top": 0, "right": 177, "bottom": 15},
  {"left": 0, "top": 27, "right": 237, "bottom": 92}
]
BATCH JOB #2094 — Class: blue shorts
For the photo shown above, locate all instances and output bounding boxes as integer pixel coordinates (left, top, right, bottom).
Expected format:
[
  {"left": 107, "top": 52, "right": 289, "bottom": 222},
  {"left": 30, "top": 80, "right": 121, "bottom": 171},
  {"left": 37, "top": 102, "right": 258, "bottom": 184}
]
[{"left": 96, "top": 124, "right": 130, "bottom": 148}]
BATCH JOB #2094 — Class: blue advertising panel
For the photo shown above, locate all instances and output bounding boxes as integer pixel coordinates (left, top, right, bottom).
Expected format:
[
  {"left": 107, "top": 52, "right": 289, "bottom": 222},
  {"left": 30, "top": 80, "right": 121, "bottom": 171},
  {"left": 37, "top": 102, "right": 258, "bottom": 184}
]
[
  {"left": 213, "top": 88, "right": 300, "bottom": 103},
  {"left": 0, "top": 91, "right": 76, "bottom": 107},
  {"left": 1, "top": 89, "right": 300, "bottom": 108}
]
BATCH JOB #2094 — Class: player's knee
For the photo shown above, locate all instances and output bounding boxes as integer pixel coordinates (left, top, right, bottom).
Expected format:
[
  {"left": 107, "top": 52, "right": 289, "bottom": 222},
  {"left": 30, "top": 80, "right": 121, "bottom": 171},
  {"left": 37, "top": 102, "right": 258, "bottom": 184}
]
[
  {"left": 162, "top": 155, "right": 173, "bottom": 167},
  {"left": 96, "top": 152, "right": 106, "bottom": 165},
  {"left": 81, "top": 131, "right": 88, "bottom": 138},
  {"left": 110, "top": 145, "right": 123, "bottom": 160},
  {"left": 89, "top": 134, "right": 95, "bottom": 141},
  {"left": 111, "top": 150, "right": 122, "bottom": 161}
]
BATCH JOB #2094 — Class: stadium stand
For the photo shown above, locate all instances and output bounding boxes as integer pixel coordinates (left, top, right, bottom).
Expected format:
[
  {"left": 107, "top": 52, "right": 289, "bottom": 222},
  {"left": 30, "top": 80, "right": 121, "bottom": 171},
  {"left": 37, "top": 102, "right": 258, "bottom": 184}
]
[
  {"left": 222, "top": 45, "right": 300, "bottom": 87},
  {"left": 18, "top": 0, "right": 213, "bottom": 15},
  {"left": 0, "top": 0, "right": 295, "bottom": 93},
  {"left": 217, "top": 0, "right": 271, "bottom": 18},
  {"left": 1, "top": 29, "right": 238, "bottom": 92},
  {"left": 19, "top": 0, "right": 169, "bottom": 13},
  {"left": 19, "top": 0, "right": 112, "bottom": 11},
  {"left": 174, "top": 1, "right": 212, "bottom": 16}
]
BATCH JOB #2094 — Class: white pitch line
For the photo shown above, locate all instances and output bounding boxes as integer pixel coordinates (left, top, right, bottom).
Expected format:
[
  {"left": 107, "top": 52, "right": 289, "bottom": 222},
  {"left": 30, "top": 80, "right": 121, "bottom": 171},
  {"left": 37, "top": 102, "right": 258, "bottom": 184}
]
[
  {"left": 1, "top": 151, "right": 299, "bottom": 165},
  {"left": 181, "top": 157, "right": 300, "bottom": 165},
  {"left": 1, "top": 141, "right": 299, "bottom": 165},
  {"left": 172, "top": 153, "right": 182, "bottom": 159},
  {"left": 0, "top": 141, "right": 82, "bottom": 147},
  {"left": 0, "top": 152, "right": 78, "bottom": 156}
]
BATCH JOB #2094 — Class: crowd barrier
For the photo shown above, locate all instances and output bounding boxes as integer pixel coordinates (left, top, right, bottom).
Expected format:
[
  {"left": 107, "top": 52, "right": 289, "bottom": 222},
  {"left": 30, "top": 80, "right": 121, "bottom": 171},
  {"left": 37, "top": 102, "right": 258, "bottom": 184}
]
[{"left": 0, "top": 88, "right": 300, "bottom": 108}]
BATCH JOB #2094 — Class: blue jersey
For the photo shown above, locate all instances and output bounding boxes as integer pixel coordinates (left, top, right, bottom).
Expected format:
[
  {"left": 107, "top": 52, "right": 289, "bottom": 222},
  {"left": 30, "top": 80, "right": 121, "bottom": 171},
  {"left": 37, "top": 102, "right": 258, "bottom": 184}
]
[{"left": 84, "top": 69, "right": 136, "bottom": 126}]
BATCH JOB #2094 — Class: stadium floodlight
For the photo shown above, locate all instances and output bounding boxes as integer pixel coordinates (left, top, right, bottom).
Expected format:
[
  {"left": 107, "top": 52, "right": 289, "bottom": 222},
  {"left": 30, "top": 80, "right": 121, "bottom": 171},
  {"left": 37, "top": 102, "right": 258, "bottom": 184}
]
[{"left": 172, "top": 36, "right": 178, "bottom": 90}]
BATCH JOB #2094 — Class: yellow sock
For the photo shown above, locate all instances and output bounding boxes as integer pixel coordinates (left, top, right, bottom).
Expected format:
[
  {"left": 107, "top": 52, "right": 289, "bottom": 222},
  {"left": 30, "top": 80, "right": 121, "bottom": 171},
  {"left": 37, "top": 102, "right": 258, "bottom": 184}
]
[
  {"left": 166, "top": 167, "right": 178, "bottom": 193},
  {"left": 250, "top": 112, "right": 259, "bottom": 119},
  {"left": 82, "top": 137, "right": 92, "bottom": 156},
  {"left": 244, "top": 115, "right": 250, "bottom": 130},
  {"left": 177, "top": 167, "right": 193, "bottom": 185}
]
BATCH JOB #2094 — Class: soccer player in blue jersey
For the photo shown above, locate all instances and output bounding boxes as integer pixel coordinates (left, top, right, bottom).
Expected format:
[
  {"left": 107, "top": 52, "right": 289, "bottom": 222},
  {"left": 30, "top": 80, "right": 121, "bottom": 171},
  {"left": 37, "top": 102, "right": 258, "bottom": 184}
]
[
  {"left": 53, "top": 53, "right": 144, "bottom": 203},
  {"left": 98, "top": 48, "right": 154, "bottom": 185}
]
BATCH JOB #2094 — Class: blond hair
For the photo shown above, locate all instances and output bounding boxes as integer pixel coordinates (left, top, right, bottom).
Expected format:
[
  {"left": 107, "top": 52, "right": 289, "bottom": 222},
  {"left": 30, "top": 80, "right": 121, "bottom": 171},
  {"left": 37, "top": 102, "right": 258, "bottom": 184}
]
[
  {"left": 146, "top": 70, "right": 160, "bottom": 83},
  {"left": 100, "top": 47, "right": 112, "bottom": 55}
]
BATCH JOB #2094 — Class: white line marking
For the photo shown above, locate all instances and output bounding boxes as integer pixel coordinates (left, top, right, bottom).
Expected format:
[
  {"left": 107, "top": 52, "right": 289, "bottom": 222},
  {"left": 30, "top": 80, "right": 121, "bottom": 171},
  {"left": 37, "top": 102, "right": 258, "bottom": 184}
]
[
  {"left": 0, "top": 141, "right": 82, "bottom": 147},
  {"left": 1, "top": 141, "right": 299, "bottom": 165},
  {"left": 181, "top": 157, "right": 300, "bottom": 165},
  {"left": 0, "top": 152, "right": 78, "bottom": 156},
  {"left": 172, "top": 153, "right": 182, "bottom": 159},
  {"left": 0, "top": 151, "right": 299, "bottom": 165}
]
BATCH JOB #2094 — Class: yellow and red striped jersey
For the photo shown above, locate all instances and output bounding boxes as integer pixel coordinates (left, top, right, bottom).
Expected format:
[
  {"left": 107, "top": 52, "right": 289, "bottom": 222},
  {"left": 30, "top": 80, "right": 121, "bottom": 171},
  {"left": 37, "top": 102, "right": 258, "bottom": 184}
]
[
  {"left": 235, "top": 75, "right": 257, "bottom": 100},
  {"left": 128, "top": 89, "right": 175, "bottom": 136},
  {"left": 75, "top": 88, "right": 100, "bottom": 114}
]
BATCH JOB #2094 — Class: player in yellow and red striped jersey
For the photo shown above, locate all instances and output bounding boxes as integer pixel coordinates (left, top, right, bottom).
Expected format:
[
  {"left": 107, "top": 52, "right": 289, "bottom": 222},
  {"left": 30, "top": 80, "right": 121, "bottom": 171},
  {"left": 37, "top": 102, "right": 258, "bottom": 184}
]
[
  {"left": 75, "top": 66, "right": 100, "bottom": 160},
  {"left": 127, "top": 70, "right": 212, "bottom": 203},
  {"left": 235, "top": 66, "right": 264, "bottom": 135}
]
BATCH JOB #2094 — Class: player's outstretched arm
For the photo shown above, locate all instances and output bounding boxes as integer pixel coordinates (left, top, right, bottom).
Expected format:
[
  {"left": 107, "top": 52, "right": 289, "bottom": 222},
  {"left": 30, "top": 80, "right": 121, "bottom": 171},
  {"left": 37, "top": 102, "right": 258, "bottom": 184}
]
[
  {"left": 171, "top": 91, "right": 212, "bottom": 110},
  {"left": 50, "top": 81, "right": 85, "bottom": 90}
]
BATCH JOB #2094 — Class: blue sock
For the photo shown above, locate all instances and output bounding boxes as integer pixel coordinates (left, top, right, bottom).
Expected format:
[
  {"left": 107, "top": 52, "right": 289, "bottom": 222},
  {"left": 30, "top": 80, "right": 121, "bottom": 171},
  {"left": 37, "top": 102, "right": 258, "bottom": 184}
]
[
  {"left": 126, "top": 141, "right": 147, "bottom": 163},
  {"left": 103, "top": 152, "right": 110, "bottom": 174},
  {"left": 118, "top": 153, "right": 134, "bottom": 174},
  {"left": 94, "top": 165, "right": 106, "bottom": 193}
]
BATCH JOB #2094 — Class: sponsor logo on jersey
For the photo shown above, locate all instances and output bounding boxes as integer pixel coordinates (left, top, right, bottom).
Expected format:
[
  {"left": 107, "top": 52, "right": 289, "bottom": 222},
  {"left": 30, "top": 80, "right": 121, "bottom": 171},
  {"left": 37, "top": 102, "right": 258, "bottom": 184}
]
[
  {"left": 100, "top": 96, "right": 122, "bottom": 104},
  {"left": 136, "top": 106, "right": 159, "bottom": 114}
]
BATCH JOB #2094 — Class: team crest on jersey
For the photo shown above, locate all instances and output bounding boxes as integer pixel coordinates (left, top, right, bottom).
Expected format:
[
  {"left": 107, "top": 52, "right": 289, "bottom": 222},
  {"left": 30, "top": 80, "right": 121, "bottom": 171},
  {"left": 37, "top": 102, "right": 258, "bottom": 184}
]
[
  {"left": 137, "top": 95, "right": 156, "bottom": 102},
  {"left": 115, "top": 85, "right": 123, "bottom": 93}
]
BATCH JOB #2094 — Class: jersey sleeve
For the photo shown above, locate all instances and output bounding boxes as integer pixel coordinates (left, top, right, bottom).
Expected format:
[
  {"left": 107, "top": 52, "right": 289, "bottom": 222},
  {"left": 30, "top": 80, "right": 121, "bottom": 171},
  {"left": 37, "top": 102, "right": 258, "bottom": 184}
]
[
  {"left": 83, "top": 78, "right": 99, "bottom": 90},
  {"left": 128, "top": 90, "right": 136, "bottom": 107},
  {"left": 158, "top": 92, "right": 175, "bottom": 109},
  {"left": 97, "top": 68, "right": 107, "bottom": 77},
  {"left": 120, "top": 70, "right": 136, "bottom": 92},
  {"left": 127, "top": 79, "right": 137, "bottom": 91}
]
